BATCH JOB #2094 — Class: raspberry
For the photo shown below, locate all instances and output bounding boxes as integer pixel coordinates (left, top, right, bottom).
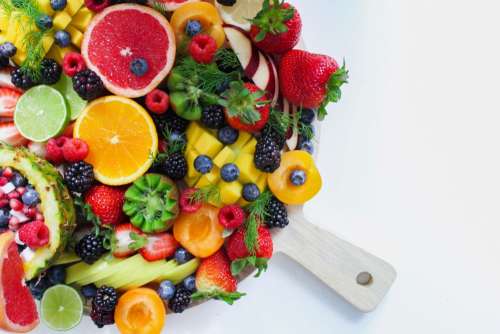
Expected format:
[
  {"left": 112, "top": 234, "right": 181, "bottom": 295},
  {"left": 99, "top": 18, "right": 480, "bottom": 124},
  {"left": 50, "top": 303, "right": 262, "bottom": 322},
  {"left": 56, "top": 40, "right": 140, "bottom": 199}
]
[
  {"left": 18, "top": 220, "right": 49, "bottom": 249},
  {"left": 145, "top": 89, "right": 169, "bottom": 114},
  {"left": 84, "top": 0, "right": 110, "bottom": 12},
  {"left": 62, "top": 52, "right": 86, "bottom": 77},
  {"left": 218, "top": 204, "right": 245, "bottom": 229},
  {"left": 179, "top": 188, "right": 202, "bottom": 213},
  {"left": 46, "top": 136, "right": 70, "bottom": 164},
  {"left": 188, "top": 34, "right": 217, "bottom": 64},
  {"left": 62, "top": 138, "right": 89, "bottom": 162}
]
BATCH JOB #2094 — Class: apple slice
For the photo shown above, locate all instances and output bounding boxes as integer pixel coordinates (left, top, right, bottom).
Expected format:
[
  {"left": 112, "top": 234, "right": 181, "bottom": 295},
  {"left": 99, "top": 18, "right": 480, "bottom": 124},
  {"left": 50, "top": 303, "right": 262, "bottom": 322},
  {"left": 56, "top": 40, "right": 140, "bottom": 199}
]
[
  {"left": 223, "top": 25, "right": 280, "bottom": 105},
  {"left": 283, "top": 99, "right": 299, "bottom": 150}
]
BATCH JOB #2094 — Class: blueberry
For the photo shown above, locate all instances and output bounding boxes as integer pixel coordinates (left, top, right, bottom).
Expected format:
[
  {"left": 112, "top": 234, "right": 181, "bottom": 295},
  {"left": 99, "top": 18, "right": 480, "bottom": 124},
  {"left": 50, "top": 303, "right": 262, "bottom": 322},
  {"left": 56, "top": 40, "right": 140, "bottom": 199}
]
[
  {"left": 47, "top": 265, "right": 66, "bottom": 285},
  {"left": 50, "top": 0, "right": 66, "bottom": 10},
  {"left": 183, "top": 275, "right": 196, "bottom": 292},
  {"left": 290, "top": 170, "right": 307, "bottom": 186},
  {"left": 220, "top": 163, "right": 239, "bottom": 182},
  {"left": 194, "top": 155, "right": 213, "bottom": 174},
  {"left": 11, "top": 172, "right": 27, "bottom": 187},
  {"left": 22, "top": 188, "right": 40, "bottom": 206},
  {"left": 54, "top": 30, "right": 71, "bottom": 47},
  {"left": 174, "top": 247, "right": 193, "bottom": 264},
  {"left": 0, "top": 42, "right": 16, "bottom": 58},
  {"left": 185, "top": 20, "right": 202, "bottom": 37},
  {"left": 0, "top": 209, "right": 9, "bottom": 227},
  {"left": 158, "top": 280, "right": 176, "bottom": 300},
  {"left": 36, "top": 15, "right": 53, "bottom": 31},
  {"left": 81, "top": 284, "right": 98, "bottom": 299},
  {"left": 28, "top": 277, "right": 51, "bottom": 300},
  {"left": 242, "top": 183, "right": 260, "bottom": 202},
  {"left": 300, "top": 108, "right": 316, "bottom": 124},
  {"left": 218, "top": 126, "right": 239, "bottom": 145},
  {"left": 130, "top": 58, "right": 148, "bottom": 77},
  {"left": 298, "top": 140, "right": 314, "bottom": 154}
]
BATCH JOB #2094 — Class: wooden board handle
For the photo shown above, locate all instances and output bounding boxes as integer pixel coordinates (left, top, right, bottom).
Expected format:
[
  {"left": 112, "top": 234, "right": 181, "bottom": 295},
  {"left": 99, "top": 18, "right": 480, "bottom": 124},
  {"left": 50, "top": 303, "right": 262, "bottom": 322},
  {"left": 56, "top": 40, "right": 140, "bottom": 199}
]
[{"left": 274, "top": 214, "right": 397, "bottom": 312}]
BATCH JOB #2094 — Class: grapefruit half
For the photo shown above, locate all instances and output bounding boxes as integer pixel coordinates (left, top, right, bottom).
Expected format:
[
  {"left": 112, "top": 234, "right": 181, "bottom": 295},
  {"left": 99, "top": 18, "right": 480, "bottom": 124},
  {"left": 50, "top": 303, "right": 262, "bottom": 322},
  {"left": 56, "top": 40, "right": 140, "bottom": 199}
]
[
  {"left": 0, "top": 232, "right": 39, "bottom": 333},
  {"left": 81, "top": 4, "right": 176, "bottom": 98}
]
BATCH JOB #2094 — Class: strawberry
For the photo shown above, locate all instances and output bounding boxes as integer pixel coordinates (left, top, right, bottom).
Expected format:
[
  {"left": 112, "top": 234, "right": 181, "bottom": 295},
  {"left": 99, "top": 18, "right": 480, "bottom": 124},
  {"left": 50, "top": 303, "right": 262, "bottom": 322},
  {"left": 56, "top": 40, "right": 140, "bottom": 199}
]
[
  {"left": 112, "top": 223, "right": 145, "bottom": 258},
  {"left": 222, "top": 81, "right": 270, "bottom": 132},
  {"left": 0, "top": 87, "right": 21, "bottom": 119},
  {"left": 279, "top": 49, "right": 349, "bottom": 120},
  {"left": 191, "top": 250, "right": 245, "bottom": 305},
  {"left": 139, "top": 233, "right": 178, "bottom": 261},
  {"left": 225, "top": 225, "right": 273, "bottom": 277},
  {"left": 249, "top": 0, "right": 302, "bottom": 54},
  {"left": 85, "top": 185, "right": 126, "bottom": 225},
  {"left": 0, "top": 122, "right": 28, "bottom": 147}
]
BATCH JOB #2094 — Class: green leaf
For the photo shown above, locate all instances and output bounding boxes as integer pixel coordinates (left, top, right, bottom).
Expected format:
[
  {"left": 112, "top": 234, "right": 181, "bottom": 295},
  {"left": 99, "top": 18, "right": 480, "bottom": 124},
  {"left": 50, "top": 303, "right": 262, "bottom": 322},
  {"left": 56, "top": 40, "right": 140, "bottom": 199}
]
[
  {"left": 128, "top": 232, "right": 147, "bottom": 251},
  {"left": 231, "top": 258, "right": 250, "bottom": 276},
  {"left": 191, "top": 291, "right": 246, "bottom": 305}
]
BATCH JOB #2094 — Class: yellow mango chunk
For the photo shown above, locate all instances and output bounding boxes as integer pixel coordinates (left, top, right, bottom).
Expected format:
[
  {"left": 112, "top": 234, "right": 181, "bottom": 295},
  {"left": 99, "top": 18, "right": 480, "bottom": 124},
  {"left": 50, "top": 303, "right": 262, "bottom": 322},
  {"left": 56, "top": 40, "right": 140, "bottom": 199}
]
[
  {"left": 185, "top": 176, "right": 198, "bottom": 188},
  {"left": 230, "top": 131, "right": 252, "bottom": 151},
  {"left": 37, "top": 0, "right": 55, "bottom": 15},
  {"left": 0, "top": 14, "right": 10, "bottom": 31},
  {"left": 65, "top": 0, "right": 84, "bottom": 16},
  {"left": 12, "top": 48, "right": 26, "bottom": 64},
  {"left": 6, "top": 15, "right": 21, "bottom": 43},
  {"left": 42, "top": 35, "right": 54, "bottom": 53},
  {"left": 235, "top": 153, "right": 261, "bottom": 184},
  {"left": 186, "top": 150, "right": 200, "bottom": 180},
  {"left": 213, "top": 147, "right": 236, "bottom": 168},
  {"left": 66, "top": 25, "right": 83, "bottom": 47},
  {"left": 47, "top": 45, "right": 76, "bottom": 63},
  {"left": 186, "top": 122, "right": 204, "bottom": 149},
  {"left": 53, "top": 11, "right": 72, "bottom": 30},
  {"left": 220, "top": 182, "right": 242, "bottom": 205},
  {"left": 196, "top": 168, "right": 220, "bottom": 188},
  {"left": 71, "top": 7, "right": 94, "bottom": 31},
  {"left": 193, "top": 132, "right": 223, "bottom": 157},
  {"left": 240, "top": 138, "right": 257, "bottom": 155}
]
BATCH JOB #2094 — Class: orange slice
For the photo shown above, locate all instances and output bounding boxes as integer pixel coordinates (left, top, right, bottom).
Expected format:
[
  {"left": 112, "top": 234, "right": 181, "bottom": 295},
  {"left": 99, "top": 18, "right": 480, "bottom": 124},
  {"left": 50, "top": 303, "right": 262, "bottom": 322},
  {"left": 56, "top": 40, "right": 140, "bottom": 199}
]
[{"left": 73, "top": 96, "right": 158, "bottom": 186}]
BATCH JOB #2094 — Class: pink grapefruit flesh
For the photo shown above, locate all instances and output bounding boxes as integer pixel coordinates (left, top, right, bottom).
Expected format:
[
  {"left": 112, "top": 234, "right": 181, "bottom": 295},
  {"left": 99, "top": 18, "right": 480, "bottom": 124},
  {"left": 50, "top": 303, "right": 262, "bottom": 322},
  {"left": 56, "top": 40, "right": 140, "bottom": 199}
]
[
  {"left": 81, "top": 4, "right": 176, "bottom": 98},
  {"left": 0, "top": 232, "right": 39, "bottom": 333}
]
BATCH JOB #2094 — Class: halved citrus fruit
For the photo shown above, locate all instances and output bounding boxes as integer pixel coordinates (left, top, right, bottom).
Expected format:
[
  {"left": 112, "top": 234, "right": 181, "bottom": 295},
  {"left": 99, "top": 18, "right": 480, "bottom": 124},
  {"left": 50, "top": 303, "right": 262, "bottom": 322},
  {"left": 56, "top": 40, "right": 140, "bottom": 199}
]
[{"left": 74, "top": 96, "right": 158, "bottom": 186}]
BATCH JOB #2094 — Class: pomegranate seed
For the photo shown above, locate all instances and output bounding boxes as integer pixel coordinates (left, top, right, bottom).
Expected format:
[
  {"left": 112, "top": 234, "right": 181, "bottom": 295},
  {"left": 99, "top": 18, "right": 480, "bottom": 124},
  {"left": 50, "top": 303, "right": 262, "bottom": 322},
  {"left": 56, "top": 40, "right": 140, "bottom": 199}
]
[
  {"left": 2, "top": 168, "right": 12, "bottom": 178},
  {"left": 16, "top": 187, "right": 26, "bottom": 195},
  {"left": 9, "top": 199, "right": 23, "bottom": 211},
  {"left": 35, "top": 213, "right": 44, "bottom": 221},
  {"left": 25, "top": 207, "right": 37, "bottom": 218},
  {"left": 7, "top": 191, "right": 20, "bottom": 199},
  {"left": 0, "top": 190, "right": 4, "bottom": 200},
  {"left": 0, "top": 199, "right": 8, "bottom": 207},
  {"left": 0, "top": 177, "right": 7, "bottom": 186},
  {"left": 9, "top": 216, "right": 20, "bottom": 230}
]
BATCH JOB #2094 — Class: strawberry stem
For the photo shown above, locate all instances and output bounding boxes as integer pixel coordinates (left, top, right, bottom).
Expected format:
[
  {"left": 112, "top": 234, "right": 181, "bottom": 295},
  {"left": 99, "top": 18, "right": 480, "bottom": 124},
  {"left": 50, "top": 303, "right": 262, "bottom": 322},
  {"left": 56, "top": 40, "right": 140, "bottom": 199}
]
[
  {"left": 222, "top": 81, "right": 266, "bottom": 125},
  {"left": 318, "top": 61, "right": 349, "bottom": 120},
  {"left": 231, "top": 256, "right": 269, "bottom": 277},
  {"left": 192, "top": 290, "right": 246, "bottom": 305},
  {"left": 251, "top": 0, "right": 295, "bottom": 42}
]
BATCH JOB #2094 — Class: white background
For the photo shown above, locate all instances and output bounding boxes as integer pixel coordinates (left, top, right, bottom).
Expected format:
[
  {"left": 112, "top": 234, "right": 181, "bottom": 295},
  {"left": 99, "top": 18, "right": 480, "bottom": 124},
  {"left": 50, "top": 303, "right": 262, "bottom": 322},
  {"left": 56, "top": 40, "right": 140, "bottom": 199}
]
[{"left": 17, "top": 0, "right": 500, "bottom": 333}]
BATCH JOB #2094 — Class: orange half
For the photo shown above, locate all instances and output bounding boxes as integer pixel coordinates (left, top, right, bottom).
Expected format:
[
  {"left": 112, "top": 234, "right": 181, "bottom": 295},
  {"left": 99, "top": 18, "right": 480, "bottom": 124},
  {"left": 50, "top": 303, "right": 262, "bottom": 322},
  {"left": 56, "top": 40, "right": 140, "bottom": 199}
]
[{"left": 74, "top": 96, "right": 158, "bottom": 186}]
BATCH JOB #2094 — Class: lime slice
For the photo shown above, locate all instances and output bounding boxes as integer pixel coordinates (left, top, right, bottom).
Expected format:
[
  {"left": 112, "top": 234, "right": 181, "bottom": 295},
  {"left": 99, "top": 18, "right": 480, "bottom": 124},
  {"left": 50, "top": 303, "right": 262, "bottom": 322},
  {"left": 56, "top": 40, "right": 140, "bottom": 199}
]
[
  {"left": 52, "top": 75, "right": 87, "bottom": 120},
  {"left": 215, "top": 0, "right": 264, "bottom": 31},
  {"left": 14, "top": 85, "right": 69, "bottom": 142},
  {"left": 41, "top": 285, "right": 83, "bottom": 331}
]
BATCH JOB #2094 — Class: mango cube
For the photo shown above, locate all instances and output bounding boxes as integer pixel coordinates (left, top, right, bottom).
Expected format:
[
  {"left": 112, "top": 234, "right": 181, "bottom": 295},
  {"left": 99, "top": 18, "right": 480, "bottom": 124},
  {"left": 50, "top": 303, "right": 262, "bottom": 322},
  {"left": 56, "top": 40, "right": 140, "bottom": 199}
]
[
  {"left": 230, "top": 131, "right": 252, "bottom": 151},
  {"left": 220, "top": 182, "right": 243, "bottom": 205},
  {"left": 71, "top": 7, "right": 94, "bottom": 31},
  {"left": 213, "top": 147, "right": 236, "bottom": 168},
  {"left": 66, "top": 25, "right": 83, "bottom": 48},
  {"left": 235, "top": 153, "right": 261, "bottom": 184},
  {"left": 240, "top": 138, "right": 257, "bottom": 155},
  {"left": 193, "top": 132, "right": 223, "bottom": 157},
  {"left": 65, "top": 0, "right": 84, "bottom": 16},
  {"left": 37, "top": 0, "right": 55, "bottom": 15},
  {"left": 53, "top": 11, "right": 72, "bottom": 30}
]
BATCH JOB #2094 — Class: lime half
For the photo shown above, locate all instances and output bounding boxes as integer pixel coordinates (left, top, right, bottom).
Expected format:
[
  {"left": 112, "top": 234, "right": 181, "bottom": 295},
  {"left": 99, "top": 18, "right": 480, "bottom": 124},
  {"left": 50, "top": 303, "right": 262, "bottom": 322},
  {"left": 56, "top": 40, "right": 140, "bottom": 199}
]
[
  {"left": 14, "top": 85, "right": 69, "bottom": 142},
  {"left": 41, "top": 285, "right": 83, "bottom": 331},
  {"left": 52, "top": 74, "right": 87, "bottom": 120}
]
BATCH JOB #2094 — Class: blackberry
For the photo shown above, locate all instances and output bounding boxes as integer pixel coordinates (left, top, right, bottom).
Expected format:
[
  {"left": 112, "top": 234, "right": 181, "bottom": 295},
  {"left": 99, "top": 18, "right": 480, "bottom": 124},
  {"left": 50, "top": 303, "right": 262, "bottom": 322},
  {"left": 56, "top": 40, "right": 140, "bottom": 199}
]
[
  {"left": 75, "top": 233, "right": 106, "bottom": 264},
  {"left": 11, "top": 68, "right": 37, "bottom": 90},
  {"left": 64, "top": 161, "right": 94, "bottom": 194},
  {"left": 168, "top": 286, "right": 191, "bottom": 313},
  {"left": 152, "top": 112, "right": 189, "bottom": 135},
  {"left": 265, "top": 196, "right": 289, "bottom": 228},
  {"left": 93, "top": 286, "right": 118, "bottom": 312},
  {"left": 90, "top": 307, "right": 114, "bottom": 328},
  {"left": 201, "top": 105, "right": 225, "bottom": 129},
  {"left": 261, "top": 124, "right": 286, "bottom": 150},
  {"left": 161, "top": 152, "right": 187, "bottom": 180},
  {"left": 40, "top": 58, "right": 62, "bottom": 85},
  {"left": 254, "top": 136, "right": 281, "bottom": 173},
  {"left": 0, "top": 57, "right": 9, "bottom": 69},
  {"left": 72, "top": 69, "right": 105, "bottom": 101}
]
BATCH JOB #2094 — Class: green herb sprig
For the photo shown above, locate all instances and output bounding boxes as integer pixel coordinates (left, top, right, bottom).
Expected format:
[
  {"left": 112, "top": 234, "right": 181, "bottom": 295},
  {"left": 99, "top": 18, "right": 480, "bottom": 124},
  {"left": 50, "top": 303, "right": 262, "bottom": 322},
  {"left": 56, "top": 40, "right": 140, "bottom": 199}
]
[
  {"left": 74, "top": 196, "right": 113, "bottom": 250},
  {"left": 187, "top": 184, "right": 221, "bottom": 206}
]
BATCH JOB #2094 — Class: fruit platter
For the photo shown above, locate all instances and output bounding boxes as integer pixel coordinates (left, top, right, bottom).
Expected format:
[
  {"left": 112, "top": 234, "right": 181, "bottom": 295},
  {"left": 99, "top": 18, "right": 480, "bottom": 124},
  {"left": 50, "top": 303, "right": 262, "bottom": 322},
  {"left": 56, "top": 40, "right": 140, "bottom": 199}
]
[{"left": 0, "top": 0, "right": 396, "bottom": 332}]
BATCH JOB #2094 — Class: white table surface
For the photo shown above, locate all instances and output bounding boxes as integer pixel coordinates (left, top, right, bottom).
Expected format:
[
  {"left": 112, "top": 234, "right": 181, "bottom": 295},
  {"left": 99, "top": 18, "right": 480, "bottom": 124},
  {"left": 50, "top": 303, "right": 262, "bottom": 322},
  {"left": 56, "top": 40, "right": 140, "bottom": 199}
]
[{"left": 10, "top": 0, "right": 500, "bottom": 333}]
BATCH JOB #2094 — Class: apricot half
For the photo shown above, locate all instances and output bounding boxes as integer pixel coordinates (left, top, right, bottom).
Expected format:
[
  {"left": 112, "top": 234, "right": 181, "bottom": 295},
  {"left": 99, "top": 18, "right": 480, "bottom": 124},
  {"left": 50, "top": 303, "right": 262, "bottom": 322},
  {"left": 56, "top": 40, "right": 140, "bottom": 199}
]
[{"left": 268, "top": 151, "right": 322, "bottom": 205}]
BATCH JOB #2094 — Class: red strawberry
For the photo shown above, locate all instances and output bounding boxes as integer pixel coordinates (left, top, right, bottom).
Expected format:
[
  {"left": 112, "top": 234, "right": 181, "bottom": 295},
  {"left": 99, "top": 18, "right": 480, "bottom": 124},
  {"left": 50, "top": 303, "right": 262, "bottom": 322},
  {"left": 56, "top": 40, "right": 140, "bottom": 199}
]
[
  {"left": 249, "top": 0, "right": 302, "bottom": 54},
  {"left": 85, "top": 185, "right": 126, "bottom": 225},
  {"left": 139, "top": 233, "right": 178, "bottom": 261},
  {"left": 223, "top": 82, "right": 270, "bottom": 132},
  {"left": 279, "top": 49, "right": 349, "bottom": 120},
  {"left": 191, "top": 250, "right": 245, "bottom": 305},
  {"left": 112, "top": 223, "right": 145, "bottom": 258},
  {"left": 225, "top": 225, "right": 273, "bottom": 276},
  {"left": 0, "top": 87, "right": 21, "bottom": 119}
]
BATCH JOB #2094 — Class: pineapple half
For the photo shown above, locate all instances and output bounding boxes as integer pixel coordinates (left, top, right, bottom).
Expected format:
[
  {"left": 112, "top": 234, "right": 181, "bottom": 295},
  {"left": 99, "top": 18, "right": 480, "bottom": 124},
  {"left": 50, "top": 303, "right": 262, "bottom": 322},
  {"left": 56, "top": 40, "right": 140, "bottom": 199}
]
[{"left": 0, "top": 142, "right": 76, "bottom": 280}]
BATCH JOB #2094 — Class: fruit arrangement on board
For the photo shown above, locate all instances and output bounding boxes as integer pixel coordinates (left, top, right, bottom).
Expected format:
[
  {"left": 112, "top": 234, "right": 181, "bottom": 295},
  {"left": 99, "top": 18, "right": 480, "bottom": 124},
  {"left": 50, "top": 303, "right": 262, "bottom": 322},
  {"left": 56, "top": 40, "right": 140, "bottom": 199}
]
[{"left": 0, "top": 0, "right": 348, "bottom": 332}]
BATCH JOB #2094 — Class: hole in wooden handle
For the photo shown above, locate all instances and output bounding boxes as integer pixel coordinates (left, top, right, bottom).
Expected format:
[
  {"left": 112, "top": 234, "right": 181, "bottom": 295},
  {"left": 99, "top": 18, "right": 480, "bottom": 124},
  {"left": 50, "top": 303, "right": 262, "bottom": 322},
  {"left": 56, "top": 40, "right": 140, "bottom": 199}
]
[{"left": 356, "top": 272, "right": 373, "bottom": 286}]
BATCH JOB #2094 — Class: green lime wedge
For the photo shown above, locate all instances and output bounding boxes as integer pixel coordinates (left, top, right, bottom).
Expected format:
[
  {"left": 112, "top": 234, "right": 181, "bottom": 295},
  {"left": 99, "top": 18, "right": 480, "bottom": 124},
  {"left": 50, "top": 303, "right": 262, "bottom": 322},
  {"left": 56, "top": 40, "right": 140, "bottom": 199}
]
[
  {"left": 52, "top": 74, "right": 87, "bottom": 120},
  {"left": 41, "top": 285, "right": 83, "bottom": 331},
  {"left": 14, "top": 85, "right": 69, "bottom": 142}
]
